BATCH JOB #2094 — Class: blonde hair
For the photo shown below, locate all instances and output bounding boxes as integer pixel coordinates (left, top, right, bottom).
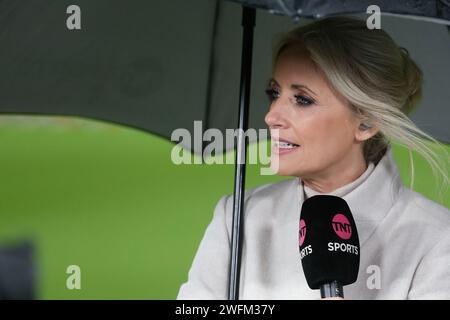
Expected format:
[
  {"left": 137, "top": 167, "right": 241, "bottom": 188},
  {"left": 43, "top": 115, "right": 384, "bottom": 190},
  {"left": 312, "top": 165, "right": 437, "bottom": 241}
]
[{"left": 273, "top": 16, "right": 449, "bottom": 192}]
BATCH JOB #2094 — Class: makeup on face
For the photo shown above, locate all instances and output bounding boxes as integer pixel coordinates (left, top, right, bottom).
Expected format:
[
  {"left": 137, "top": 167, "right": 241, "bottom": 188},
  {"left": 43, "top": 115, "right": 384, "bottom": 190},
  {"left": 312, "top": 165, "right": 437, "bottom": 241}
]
[{"left": 265, "top": 78, "right": 317, "bottom": 108}]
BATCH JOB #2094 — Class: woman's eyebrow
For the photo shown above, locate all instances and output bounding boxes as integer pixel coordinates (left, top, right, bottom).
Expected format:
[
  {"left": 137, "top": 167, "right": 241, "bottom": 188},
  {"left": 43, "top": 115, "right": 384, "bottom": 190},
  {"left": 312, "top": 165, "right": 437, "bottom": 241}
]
[
  {"left": 291, "top": 84, "right": 317, "bottom": 97},
  {"left": 268, "top": 78, "right": 317, "bottom": 97}
]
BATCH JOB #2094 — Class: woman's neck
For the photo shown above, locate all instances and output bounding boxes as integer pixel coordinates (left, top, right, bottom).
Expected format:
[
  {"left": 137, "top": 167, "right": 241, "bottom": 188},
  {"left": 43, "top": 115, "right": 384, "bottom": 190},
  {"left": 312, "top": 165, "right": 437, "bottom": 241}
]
[{"left": 302, "top": 151, "right": 368, "bottom": 194}]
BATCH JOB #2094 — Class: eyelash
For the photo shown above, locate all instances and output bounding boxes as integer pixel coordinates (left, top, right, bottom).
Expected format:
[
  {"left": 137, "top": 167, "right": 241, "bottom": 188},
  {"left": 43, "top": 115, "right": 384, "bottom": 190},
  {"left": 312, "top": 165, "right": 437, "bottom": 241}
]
[{"left": 265, "top": 88, "right": 315, "bottom": 107}]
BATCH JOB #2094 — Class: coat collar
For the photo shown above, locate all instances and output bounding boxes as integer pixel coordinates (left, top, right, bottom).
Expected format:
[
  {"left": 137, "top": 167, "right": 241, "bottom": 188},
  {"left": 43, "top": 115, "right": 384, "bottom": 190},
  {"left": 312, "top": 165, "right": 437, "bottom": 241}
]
[{"left": 294, "top": 146, "right": 403, "bottom": 246}]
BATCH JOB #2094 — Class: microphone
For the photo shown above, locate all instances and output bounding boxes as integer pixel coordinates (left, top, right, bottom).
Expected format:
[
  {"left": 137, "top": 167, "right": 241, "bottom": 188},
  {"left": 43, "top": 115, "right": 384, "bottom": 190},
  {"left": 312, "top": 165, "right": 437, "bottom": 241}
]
[{"left": 299, "top": 195, "right": 360, "bottom": 298}]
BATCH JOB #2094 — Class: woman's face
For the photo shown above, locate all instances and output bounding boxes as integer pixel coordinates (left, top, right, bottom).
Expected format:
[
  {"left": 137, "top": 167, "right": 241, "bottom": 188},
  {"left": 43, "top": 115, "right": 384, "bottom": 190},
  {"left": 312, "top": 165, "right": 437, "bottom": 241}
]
[{"left": 265, "top": 45, "right": 369, "bottom": 180}]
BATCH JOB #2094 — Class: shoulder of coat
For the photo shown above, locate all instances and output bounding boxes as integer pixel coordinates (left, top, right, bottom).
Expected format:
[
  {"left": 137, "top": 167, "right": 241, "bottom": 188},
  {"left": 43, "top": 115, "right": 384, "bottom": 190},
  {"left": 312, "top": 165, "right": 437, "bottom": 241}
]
[{"left": 399, "top": 187, "right": 450, "bottom": 232}]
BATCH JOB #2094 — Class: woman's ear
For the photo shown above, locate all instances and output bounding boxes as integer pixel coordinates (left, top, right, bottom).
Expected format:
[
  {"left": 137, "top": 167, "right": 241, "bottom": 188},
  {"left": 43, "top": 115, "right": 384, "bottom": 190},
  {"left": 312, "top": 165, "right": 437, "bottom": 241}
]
[{"left": 355, "top": 122, "right": 379, "bottom": 142}]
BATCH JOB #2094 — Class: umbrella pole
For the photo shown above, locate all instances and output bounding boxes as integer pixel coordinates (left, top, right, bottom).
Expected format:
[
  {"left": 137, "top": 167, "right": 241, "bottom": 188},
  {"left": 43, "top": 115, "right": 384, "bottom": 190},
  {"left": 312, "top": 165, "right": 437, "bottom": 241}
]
[{"left": 228, "top": 5, "right": 256, "bottom": 300}]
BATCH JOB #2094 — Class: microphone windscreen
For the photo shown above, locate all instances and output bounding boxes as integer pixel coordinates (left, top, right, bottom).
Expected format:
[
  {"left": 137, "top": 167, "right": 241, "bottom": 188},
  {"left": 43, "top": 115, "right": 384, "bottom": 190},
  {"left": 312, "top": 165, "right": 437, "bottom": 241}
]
[{"left": 299, "top": 195, "right": 360, "bottom": 289}]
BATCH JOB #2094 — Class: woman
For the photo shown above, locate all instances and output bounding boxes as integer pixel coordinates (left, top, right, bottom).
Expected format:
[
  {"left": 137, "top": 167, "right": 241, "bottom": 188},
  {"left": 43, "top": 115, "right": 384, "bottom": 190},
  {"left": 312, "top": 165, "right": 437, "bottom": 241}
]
[{"left": 177, "top": 17, "right": 450, "bottom": 299}]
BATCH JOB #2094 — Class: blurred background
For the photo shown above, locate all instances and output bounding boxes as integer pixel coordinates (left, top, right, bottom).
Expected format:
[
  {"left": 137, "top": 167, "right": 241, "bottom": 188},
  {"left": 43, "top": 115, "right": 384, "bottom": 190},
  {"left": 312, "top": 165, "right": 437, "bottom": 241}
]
[{"left": 0, "top": 114, "right": 448, "bottom": 299}]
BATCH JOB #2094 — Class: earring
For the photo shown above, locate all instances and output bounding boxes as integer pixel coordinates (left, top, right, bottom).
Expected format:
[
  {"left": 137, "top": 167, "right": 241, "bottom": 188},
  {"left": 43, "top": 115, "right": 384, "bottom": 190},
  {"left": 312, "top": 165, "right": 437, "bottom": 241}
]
[{"left": 359, "top": 123, "right": 371, "bottom": 131}]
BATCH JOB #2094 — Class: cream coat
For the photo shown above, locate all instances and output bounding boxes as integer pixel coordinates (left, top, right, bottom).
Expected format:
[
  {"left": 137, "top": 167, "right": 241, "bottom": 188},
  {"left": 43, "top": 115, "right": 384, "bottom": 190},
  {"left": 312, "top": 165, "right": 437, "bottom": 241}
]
[{"left": 177, "top": 149, "right": 450, "bottom": 299}]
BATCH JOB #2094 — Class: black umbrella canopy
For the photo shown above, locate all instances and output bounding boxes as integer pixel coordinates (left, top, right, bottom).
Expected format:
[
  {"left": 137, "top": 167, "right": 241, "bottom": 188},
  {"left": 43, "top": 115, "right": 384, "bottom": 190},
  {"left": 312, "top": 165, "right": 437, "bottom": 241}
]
[
  {"left": 227, "top": 0, "right": 450, "bottom": 22},
  {"left": 0, "top": 0, "right": 449, "bottom": 152},
  {"left": 0, "top": 0, "right": 218, "bottom": 145}
]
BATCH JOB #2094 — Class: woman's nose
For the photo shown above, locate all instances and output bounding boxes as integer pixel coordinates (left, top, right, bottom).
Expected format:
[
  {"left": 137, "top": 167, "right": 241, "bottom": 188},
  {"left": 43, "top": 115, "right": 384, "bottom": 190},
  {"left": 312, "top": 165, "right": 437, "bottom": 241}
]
[{"left": 264, "top": 100, "right": 288, "bottom": 129}]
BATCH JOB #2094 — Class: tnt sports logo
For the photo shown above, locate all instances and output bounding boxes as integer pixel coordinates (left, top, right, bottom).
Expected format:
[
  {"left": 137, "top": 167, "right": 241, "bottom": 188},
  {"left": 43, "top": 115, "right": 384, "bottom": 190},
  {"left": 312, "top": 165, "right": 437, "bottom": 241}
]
[
  {"left": 299, "top": 219, "right": 306, "bottom": 246},
  {"left": 332, "top": 214, "right": 352, "bottom": 240}
]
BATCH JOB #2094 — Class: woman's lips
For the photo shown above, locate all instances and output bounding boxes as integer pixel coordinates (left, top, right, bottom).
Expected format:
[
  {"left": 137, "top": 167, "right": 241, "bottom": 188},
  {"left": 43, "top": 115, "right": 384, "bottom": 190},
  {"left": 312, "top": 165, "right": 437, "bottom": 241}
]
[{"left": 272, "top": 140, "right": 300, "bottom": 155}]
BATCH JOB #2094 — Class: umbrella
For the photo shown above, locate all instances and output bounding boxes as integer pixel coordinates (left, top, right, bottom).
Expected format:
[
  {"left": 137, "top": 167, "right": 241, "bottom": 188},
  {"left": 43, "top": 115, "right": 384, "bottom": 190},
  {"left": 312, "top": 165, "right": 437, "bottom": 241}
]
[
  {"left": 1, "top": 0, "right": 449, "bottom": 145},
  {"left": 0, "top": 0, "right": 449, "bottom": 299}
]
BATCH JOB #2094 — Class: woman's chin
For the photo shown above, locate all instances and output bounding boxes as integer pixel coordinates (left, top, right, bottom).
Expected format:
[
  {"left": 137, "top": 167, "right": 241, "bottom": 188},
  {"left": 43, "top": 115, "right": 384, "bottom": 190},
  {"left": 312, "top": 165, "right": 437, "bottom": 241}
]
[
  {"left": 270, "top": 162, "right": 301, "bottom": 176},
  {"left": 270, "top": 151, "right": 304, "bottom": 176}
]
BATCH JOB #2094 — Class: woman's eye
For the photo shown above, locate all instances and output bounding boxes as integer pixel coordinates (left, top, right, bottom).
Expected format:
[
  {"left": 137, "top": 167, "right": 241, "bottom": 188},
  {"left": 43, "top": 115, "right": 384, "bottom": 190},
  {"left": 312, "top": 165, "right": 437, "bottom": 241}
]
[
  {"left": 265, "top": 88, "right": 279, "bottom": 102},
  {"left": 295, "top": 95, "right": 315, "bottom": 106},
  {"left": 265, "top": 88, "right": 315, "bottom": 107}
]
